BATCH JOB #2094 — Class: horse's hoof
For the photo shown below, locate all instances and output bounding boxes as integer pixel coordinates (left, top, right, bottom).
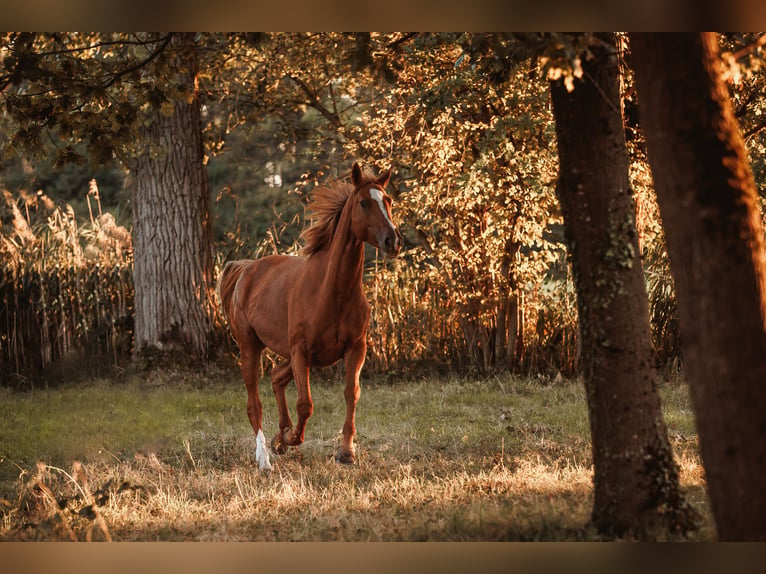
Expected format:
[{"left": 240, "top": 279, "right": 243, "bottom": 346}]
[
  {"left": 270, "top": 434, "right": 288, "bottom": 455},
  {"left": 284, "top": 430, "right": 304, "bottom": 447},
  {"left": 335, "top": 450, "right": 356, "bottom": 465}
]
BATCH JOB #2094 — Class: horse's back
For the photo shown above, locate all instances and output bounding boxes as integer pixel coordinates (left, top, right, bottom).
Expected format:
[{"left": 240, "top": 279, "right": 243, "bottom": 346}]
[
  {"left": 219, "top": 259, "right": 253, "bottom": 322},
  {"left": 221, "top": 255, "right": 302, "bottom": 357}
]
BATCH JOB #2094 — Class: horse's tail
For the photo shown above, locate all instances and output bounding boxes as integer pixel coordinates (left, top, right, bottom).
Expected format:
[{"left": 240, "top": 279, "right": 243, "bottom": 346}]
[{"left": 218, "top": 260, "right": 251, "bottom": 323}]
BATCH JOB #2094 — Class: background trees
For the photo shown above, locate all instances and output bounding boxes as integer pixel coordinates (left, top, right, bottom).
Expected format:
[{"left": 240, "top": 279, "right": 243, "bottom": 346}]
[
  {"left": 2, "top": 32, "right": 766, "bottom": 539},
  {"left": 0, "top": 32, "right": 217, "bottom": 361},
  {"left": 3, "top": 32, "right": 765, "bottom": 379}
]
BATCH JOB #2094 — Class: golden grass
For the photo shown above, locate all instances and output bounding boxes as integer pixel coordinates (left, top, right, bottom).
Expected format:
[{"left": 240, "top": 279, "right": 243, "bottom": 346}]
[
  {"left": 7, "top": 455, "right": 595, "bottom": 541},
  {"left": 0, "top": 370, "right": 712, "bottom": 541}
]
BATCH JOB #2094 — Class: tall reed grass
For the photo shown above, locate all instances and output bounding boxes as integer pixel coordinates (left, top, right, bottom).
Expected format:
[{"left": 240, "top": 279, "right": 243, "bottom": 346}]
[
  {"left": 365, "top": 253, "right": 581, "bottom": 378},
  {"left": 0, "top": 182, "right": 133, "bottom": 383}
]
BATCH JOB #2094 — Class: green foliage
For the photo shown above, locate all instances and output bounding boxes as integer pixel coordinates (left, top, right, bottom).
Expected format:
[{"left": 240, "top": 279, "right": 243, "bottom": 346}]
[
  {"left": 2, "top": 32, "right": 766, "bottom": 379},
  {"left": 0, "top": 33, "right": 176, "bottom": 164},
  {"left": 0, "top": 155, "right": 130, "bottom": 225}
]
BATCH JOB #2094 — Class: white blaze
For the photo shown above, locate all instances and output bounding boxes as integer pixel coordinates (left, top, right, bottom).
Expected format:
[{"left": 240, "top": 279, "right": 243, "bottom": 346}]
[
  {"left": 255, "top": 428, "right": 272, "bottom": 471},
  {"left": 369, "top": 187, "right": 396, "bottom": 234}
]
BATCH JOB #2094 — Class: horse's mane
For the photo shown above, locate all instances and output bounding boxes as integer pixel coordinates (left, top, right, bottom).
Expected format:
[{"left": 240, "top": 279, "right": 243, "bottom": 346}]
[{"left": 299, "top": 179, "right": 356, "bottom": 256}]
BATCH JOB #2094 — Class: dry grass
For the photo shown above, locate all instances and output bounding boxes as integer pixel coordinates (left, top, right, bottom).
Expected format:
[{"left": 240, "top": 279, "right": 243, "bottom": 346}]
[
  {"left": 0, "top": 369, "right": 712, "bottom": 541},
  {"left": 1, "top": 186, "right": 133, "bottom": 381}
]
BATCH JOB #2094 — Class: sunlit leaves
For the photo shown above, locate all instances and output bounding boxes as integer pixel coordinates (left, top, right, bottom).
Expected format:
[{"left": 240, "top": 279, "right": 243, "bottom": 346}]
[
  {"left": 332, "top": 34, "right": 565, "bottom": 364},
  {"left": 538, "top": 33, "right": 594, "bottom": 94}
]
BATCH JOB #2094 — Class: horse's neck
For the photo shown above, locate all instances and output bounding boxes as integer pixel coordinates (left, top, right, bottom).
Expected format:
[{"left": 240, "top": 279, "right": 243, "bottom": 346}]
[{"left": 320, "top": 203, "right": 365, "bottom": 299}]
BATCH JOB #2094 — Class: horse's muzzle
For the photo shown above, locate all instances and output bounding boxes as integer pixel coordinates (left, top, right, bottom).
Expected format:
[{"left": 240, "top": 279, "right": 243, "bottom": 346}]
[{"left": 382, "top": 228, "right": 402, "bottom": 257}]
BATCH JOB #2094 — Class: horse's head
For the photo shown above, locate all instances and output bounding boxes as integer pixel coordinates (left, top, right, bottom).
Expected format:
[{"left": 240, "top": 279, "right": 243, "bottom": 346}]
[{"left": 350, "top": 162, "right": 402, "bottom": 257}]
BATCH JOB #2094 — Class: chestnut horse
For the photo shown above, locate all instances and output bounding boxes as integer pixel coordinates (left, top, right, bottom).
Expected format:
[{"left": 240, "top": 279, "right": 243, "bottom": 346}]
[{"left": 219, "top": 163, "right": 401, "bottom": 470}]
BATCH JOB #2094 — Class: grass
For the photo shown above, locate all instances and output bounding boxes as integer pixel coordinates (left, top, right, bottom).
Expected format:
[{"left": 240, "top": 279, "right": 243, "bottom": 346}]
[{"left": 0, "top": 366, "right": 713, "bottom": 541}]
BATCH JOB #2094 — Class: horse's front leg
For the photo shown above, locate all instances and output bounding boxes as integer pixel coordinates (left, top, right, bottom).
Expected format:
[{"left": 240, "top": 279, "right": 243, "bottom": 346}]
[
  {"left": 336, "top": 340, "right": 366, "bottom": 465},
  {"left": 284, "top": 350, "right": 312, "bottom": 447},
  {"left": 270, "top": 359, "right": 294, "bottom": 455}
]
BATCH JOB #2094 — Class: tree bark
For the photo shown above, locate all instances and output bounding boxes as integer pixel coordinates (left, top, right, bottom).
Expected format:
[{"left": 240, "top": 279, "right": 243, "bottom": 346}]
[
  {"left": 495, "top": 238, "right": 520, "bottom": 370},
  {"left": 630, "top": 32, "right": 766, "bottom": 540},
  {"left": 130, "top": 33, "right": 214, "bottom": 360},
  {"left": 495, "top": 298, "right": 507, "bottom": 369},
  {"left": 550, "top": 33, "right": 696, "bottom": 537},
  {"left": 507, "top": 293, "right": 519, "bottom": 367}
]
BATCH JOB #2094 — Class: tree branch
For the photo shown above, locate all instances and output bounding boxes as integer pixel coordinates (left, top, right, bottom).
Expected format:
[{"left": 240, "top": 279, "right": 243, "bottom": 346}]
[
  {"left": 12, "top": 35, "right": 173, "bottom": 58},
  {"left": 285, "top": 74, "right": 342, "bottom": 128},
  {"left": 0, "top": 33, "right": 174, "bottom": 96},
  {"left": 101, "top": 33, "right": 173, "bottom": 90},
  {"left": 734, "top": 87, "right": 760, "bottom": 119},
  {"left": 387, "top": 33, "right": 418, "bottom": 49},
  {"left": 743, "top": 116, "right": 766, "bottom": 141},
  {"left": 730, "top": 33, "right": 766, "bottom": 61}
]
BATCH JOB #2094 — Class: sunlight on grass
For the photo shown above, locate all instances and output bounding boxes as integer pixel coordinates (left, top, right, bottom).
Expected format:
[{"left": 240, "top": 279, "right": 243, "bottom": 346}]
[{"left": 0, "top": 370, "right": 711, "bottom": 541}]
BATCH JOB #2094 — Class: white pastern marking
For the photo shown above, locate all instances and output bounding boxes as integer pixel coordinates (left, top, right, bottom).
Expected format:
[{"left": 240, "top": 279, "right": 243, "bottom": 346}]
[
  {"left": 369, "top": 187, "right": 396, "bottom": 233},
  {"left": 256, "top": 428, "right": 272, "bottom": 471}
]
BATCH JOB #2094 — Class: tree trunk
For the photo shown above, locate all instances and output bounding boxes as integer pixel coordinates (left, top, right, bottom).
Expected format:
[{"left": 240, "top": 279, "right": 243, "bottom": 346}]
[
  {"left": 496, "top": 238, "right": 520, "bottom": 370},
  {"left": 550, "top": 33, "right": 696, "bottom": 537},
  {"left": 495, "top": 298, "right": 507, "bottom": 369},
  {"left": 514, "top": 288, "right": 525, "bottom": 363},
  {"left": 630, "top": 32, "right": 766, "bottom": 540},
  {"left": 506, "top": 293, "right": 518, "bottom": 367},
  {"left": 130, "top": 33, "right": 214, "bottom": 360}
]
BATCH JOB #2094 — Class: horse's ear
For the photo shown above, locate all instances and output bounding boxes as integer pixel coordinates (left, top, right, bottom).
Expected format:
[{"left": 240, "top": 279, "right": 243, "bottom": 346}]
[
  {"left": 352, "top": 163, "right": 363, "bottom": 187},
  {"left": 375, "top": 167, "right": 392, "bottom": 189}
]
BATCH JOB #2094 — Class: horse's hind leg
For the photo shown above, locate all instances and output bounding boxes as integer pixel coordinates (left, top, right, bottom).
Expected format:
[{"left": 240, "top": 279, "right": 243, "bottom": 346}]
[
  {"left": 239, "top": 335, "right": 271, "bottom": 471},
  {"left": 269, "top": 359, "right": 293, "bottom": 455},
  {"left": 284, "top": 351, "right": 313, "bottom": 447}
]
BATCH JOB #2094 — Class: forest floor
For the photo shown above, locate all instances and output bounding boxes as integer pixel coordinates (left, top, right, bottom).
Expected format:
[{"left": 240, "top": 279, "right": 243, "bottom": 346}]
[{"left": 0, "top": 365, "right": 713, "bottom": 541}]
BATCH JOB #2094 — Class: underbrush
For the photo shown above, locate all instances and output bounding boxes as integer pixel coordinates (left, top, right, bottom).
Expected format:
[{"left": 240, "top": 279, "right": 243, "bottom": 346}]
[{"left": 0, "top": 369, "right": 712, "bottom": 541}]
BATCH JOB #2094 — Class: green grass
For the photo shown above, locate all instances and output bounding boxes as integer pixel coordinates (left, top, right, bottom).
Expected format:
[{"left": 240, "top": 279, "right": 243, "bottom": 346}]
[
  {"left": 0, "top": 367, "right": 712, "bottom": 541},
  {"left": 0, "top": 372, "right": 246, "bottom": 478}
]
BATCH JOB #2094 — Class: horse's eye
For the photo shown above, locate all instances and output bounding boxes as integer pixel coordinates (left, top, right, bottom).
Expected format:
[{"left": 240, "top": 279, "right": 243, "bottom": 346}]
[{"left": 360, "top": 199, "right": 368, "bottom": 208}]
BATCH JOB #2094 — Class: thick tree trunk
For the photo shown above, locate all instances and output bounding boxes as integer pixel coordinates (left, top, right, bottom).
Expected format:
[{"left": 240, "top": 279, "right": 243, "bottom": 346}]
[
  {"left": 631, "top": 32, "right": 766, "bottom": 540},
  {"left": 130, "top": 33, "right": 214, "bottom": 360},
  {"left": 550, "top": 33, "right": 695, "bottom": 537}
]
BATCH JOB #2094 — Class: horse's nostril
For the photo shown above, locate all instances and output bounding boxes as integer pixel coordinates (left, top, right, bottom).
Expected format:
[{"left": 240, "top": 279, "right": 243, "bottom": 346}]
[{"left": 384, "top": 236, "right": 393, "bottom": 249}]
